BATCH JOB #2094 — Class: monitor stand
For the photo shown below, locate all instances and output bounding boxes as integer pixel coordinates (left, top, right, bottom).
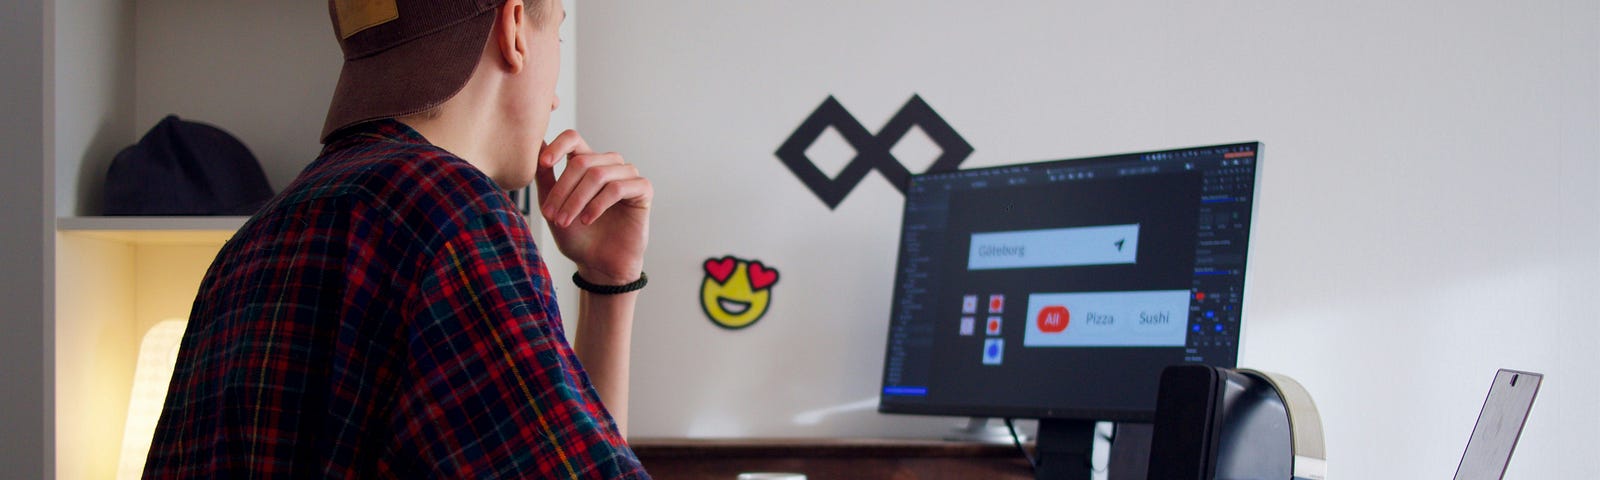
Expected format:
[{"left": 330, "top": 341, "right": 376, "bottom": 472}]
[
  {"left": 944, "top": 417, "right": 1020, "bottom": 444},
  {"left": 1106, "top": 423, "right": 1153, "bottom": 480},
  {"left": 1034, "top": 419, "right": 1096, "bottom": 480}
]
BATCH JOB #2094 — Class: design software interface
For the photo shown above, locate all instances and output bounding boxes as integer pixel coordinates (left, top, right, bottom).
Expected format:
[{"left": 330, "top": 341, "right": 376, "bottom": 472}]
[{"left": 880, "top": 143, "right": 1260, "bottom": 419}]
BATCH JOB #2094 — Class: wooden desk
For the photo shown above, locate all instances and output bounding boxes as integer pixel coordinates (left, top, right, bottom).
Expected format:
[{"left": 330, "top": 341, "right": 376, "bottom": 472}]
[{"left": 629, "top": 437, "right": 1034, "bottom": 480}]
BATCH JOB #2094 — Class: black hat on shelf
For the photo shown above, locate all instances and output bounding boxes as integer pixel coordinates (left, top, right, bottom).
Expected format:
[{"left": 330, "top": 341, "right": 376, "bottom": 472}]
[{"left": 103, "top": 115, "right": 274, "bottom": 216}]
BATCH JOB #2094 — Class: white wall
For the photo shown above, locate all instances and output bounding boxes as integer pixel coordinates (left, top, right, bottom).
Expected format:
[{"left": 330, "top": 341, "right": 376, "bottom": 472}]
[
  {"left": 133, "top": 0, "right": 343, "bottom": 197},
  {"left": 576, "top": 1, "right": 1600, "bottom": 478},
  {"left": 541, "top": 0, "right": 583, "bottom": 324},
  {"left": 52, "top": 0, "right": 131, "bottom": 217}
]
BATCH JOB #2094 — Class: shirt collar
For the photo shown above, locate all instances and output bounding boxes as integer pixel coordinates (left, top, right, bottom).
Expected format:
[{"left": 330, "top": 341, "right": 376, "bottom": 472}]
[{"left": 323, "top": 118, "right": 430, "bottom": 148}]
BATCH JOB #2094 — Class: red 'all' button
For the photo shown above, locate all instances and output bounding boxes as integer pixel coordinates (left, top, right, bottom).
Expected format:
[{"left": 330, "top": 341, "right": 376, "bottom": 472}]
[{"left": 1037, "top": 306, "right": 1070, "bottom": 333}]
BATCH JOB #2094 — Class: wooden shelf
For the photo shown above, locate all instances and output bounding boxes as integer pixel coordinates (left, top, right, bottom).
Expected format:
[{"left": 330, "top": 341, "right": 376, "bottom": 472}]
[{"left": 57, "top": 216, "right": 246, "bottom": 244}]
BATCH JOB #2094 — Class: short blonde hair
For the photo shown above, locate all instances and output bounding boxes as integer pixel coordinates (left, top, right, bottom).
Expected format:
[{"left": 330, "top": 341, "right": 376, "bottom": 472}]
[
  {"left": 527, "top": 0, "right": 548, "bottom": 26},
  {"left": 400, "top": 0, "right": 550, "bottom": 122}
]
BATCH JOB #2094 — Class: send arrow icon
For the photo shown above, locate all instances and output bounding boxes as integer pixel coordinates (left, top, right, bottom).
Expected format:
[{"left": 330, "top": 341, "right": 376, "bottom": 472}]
[{"left": 1115, "top": 239, "right": 1126, "bottom": 251}]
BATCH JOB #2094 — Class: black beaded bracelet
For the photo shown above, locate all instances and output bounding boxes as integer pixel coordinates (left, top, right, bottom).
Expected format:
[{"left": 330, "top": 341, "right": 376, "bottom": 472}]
[{"left": 572, "top": 271, "right": 648, "bottom": 295}]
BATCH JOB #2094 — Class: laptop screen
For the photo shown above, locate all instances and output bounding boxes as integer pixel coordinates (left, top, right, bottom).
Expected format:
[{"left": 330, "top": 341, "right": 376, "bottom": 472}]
[{"left": 1454, "top": 369, "right": 1542, "bottom": 480}]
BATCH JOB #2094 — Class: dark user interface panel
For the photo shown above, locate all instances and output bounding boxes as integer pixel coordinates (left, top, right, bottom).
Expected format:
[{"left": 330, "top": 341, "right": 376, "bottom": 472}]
[{"left": 880, "top": 143, "right": 1260, "bottom": 420}]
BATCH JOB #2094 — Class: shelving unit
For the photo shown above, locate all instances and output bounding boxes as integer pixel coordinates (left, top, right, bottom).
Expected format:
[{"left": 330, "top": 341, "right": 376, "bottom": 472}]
[
  {"left": 51, "top": 0, "right": 336, "bottom": 477},
  {"left": 47, "top": 0, "right": 576, "bottom": 476}
]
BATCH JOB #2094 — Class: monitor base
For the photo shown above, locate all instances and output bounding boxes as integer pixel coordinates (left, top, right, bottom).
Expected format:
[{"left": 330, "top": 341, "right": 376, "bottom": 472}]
[{"left": 943, "top": 417, "right": 1023, "bottom": 445}]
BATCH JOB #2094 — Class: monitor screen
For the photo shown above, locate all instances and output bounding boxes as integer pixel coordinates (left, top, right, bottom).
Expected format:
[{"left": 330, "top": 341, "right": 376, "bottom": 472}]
[{"left": 878, "top": 142, "right": 1262, "bottom": 422}]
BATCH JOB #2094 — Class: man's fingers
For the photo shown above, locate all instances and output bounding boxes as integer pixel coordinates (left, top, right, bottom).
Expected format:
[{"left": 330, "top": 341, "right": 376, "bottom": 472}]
[
  {"left": 578, "top": 177, "right": 653, "bottom": 225},
  {"left": 539, "top": 129, "right": 592, "bottom": 168},
  {"left": 559, "top": 163, "right": 639, "bottom": 219},
  {"left": 548, "top": 158, "right": 632, "bottom": 226},
  {"left": 534, "top": 142, "right": 558, "bottom": 198},
  {"left": 542, "top": 152, "right": 625, "bottom": 221},
  {"left": 537, "top": 144, "right": 617, "bottom": 217}
]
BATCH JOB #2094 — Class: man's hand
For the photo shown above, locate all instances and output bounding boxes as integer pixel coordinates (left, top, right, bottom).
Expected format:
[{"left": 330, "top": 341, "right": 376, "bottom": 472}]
[
  {"left": 534, "top": 130, "right": 652, "bottom": 284},
  {"left": 534, "top": 130, "right": 648, "bottom": 435}
]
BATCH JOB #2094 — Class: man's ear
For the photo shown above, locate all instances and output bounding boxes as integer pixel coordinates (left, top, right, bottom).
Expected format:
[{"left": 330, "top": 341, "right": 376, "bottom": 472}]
[{"left": 493, "top": 0, "right": 527, "bottom": 73}]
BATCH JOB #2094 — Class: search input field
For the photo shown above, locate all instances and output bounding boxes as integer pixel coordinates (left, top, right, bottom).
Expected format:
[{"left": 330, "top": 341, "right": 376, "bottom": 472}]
[{"left": 967, "top": 224, "right": 1140, "bottom": 271}]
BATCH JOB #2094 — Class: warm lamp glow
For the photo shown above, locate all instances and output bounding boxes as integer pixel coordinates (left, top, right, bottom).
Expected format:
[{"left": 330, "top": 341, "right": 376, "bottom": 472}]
[{"left": 116, "top": 320, "right": 187, "bottom": 480}]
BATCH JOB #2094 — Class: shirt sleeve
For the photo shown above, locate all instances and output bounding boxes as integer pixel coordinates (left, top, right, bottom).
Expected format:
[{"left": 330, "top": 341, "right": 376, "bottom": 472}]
[{"left": 388, "top": 207, "right": 647, "bottom": 479}]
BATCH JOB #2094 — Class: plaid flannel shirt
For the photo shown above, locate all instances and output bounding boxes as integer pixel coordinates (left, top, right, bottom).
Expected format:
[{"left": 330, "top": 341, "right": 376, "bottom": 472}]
[{"left": 145, "top": 119, "right": 648, "bottom": 479}]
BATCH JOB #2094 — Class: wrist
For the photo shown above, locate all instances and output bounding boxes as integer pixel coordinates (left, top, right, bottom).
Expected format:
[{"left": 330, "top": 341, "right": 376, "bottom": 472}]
[{"left": 575, "top": 265, "right": 642, "bottom": 286}]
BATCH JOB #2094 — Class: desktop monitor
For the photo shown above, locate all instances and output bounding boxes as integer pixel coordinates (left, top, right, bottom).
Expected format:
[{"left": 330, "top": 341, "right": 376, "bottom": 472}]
[{"left": 877, "top": 142, "right": 1263, "bottom": 479}]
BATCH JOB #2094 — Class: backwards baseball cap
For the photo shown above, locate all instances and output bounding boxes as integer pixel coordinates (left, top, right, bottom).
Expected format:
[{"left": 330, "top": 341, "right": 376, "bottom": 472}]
[{"left": 321, "top": 0, "right": 505, "bottom": 143}]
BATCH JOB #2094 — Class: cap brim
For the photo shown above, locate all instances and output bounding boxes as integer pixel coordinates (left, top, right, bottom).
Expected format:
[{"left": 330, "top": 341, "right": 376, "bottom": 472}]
[{"left": 321, "top": 9, "right": 496, "bottom": 143}]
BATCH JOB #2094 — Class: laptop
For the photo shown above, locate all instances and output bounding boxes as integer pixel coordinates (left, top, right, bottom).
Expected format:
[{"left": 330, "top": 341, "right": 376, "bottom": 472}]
[{"left": 1453, "top": 369, "right": 1542, "bottom": 480}]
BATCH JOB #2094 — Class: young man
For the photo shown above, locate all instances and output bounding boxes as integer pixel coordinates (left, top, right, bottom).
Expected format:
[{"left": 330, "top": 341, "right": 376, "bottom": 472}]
[{"left": 144, "top": 0, "right": 651, "bottom": 477}]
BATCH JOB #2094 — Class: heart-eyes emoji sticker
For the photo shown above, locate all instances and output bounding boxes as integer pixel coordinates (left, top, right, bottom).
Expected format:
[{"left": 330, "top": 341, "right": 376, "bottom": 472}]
[{"left": 701, "top": 255, "right": 779, "bottom": 329}]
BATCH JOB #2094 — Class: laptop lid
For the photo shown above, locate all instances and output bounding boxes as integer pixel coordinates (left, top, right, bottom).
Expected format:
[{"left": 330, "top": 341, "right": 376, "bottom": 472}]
[{"left": 1453, "top": 368, "right": 1542, "bottom": 480}]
